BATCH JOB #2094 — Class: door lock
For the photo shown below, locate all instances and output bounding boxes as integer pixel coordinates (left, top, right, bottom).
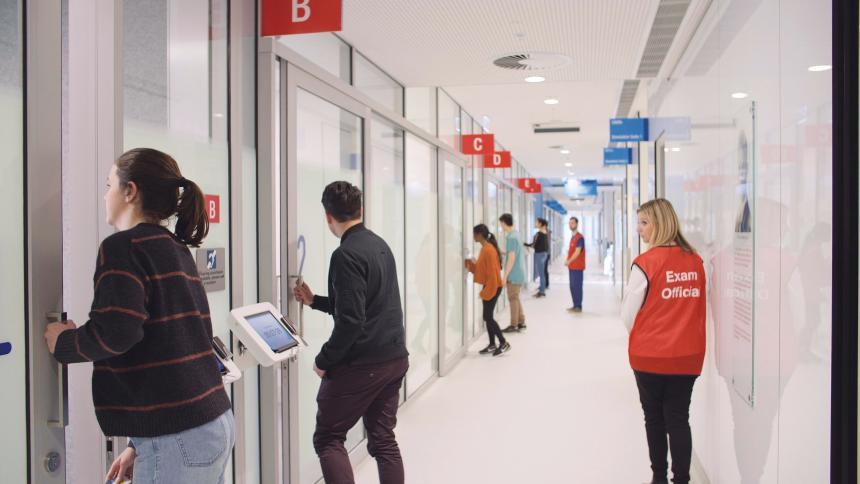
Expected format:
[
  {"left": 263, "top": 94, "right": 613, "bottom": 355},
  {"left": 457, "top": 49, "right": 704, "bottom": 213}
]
[{"left": 44, "top": 451, "right": 62, "bottom": 473}]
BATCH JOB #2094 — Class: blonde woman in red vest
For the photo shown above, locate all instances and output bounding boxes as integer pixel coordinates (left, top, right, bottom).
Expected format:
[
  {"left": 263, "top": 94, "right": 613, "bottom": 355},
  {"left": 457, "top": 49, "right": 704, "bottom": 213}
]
[{"left": 621, "top": 198, "right": 706, "bottom": 484}]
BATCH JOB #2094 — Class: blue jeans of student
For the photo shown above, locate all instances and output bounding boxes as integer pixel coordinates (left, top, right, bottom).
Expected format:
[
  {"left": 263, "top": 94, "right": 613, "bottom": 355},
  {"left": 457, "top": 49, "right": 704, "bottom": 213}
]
[
  {"left": 569, "top": 269, "right": 583, "bottom": 308},
  {"left": 130, "top": 410, "right": 235, "bottom": 484},
  {"left": 533, "top": 252, "right": 549, "bottom": 293}
]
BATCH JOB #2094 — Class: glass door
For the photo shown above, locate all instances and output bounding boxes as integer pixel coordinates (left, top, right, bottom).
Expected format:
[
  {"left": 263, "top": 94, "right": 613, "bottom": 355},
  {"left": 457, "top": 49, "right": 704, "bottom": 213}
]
[
  {"left": 285, "top": 64, "right": 367, "bottom": 484},
  {"left": 0, "top": 0, "right": 27, "bottom": 481},
  {"left": 439, "top": 152, "right": 465, "bottom": 373}
]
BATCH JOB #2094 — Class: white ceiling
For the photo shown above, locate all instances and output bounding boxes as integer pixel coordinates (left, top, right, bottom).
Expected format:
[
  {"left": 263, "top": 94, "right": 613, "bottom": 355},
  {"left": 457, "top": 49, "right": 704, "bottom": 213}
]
[{"left": 338, "top": 0, "right": 666, "bottom": 183}]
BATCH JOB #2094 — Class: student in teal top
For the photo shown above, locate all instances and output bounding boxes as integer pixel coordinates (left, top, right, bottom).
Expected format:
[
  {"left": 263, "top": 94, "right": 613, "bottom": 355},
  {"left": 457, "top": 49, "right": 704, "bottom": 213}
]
[{"left": 499, "top": 213, "right": 527, "bottom": 332}]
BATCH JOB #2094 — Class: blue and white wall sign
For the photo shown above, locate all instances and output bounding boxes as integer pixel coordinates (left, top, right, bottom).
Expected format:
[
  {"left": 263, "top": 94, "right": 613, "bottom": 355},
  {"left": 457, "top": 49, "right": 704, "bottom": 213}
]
[
  {"left": 603, "top": 147, "right": 633, "bottom": 165},
  {"left": 609, "top": 118, "right": 649, "bottom": 142},
  {"left": 0, "top": 342, "right": 11, "bottom": 357}
]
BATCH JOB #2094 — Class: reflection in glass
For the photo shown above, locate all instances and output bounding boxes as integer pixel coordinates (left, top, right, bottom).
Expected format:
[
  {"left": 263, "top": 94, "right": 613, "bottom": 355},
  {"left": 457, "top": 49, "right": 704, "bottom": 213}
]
[
  {"left": 295, "top": 89, "right": 364, "bottom": 482},
  {"left": 355, "top": 53, "right": 404, "bottom": 114},
  {"left": 277, "top": 32, "right": 351, "bottom": 82},
  {"left": 0, "top": 0, "right": 26, "bottom": 481},
  {"left": 442, "top": 158, "right": 465, "bottom": 362},
  {"left": 405, "top": 134, "right": 438, "bottom": 395}
]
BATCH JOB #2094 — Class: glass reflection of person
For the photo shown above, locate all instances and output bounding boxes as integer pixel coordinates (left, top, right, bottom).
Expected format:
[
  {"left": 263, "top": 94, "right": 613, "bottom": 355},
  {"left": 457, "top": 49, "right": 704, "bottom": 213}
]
[
  {"left": 734, "top": 132, "right": 752, "bottom": 233},
  {"left": 709, "top": 198, "right": 798, "bottom": 483}
]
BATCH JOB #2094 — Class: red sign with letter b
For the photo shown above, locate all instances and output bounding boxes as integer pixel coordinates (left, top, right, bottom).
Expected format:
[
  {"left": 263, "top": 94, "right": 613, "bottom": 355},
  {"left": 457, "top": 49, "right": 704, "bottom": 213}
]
[
  {"left": 261, "top": 0, "right": 343, "bottom": 37},
  {"left": 204, "top": 195, "right": 221, "bottom": 224}
]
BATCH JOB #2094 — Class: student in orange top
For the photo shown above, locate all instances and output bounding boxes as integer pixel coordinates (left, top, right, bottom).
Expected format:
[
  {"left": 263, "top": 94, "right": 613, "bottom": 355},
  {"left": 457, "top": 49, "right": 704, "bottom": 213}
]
[
  {"left": 621, "top": 199, "right": 706, "bottom": 484},
  {"left": 465, "top": 224, "right": 511, "bottom": 357}
]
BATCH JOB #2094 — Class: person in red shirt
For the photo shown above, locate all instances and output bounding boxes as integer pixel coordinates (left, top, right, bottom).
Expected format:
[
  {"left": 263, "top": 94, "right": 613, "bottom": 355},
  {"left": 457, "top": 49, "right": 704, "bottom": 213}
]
[
  {"left": 565, "top": 216, "right": 586, "bottom": 312},
  {"left": 621, "top": 199, "right": 706, "bottom": 484}
]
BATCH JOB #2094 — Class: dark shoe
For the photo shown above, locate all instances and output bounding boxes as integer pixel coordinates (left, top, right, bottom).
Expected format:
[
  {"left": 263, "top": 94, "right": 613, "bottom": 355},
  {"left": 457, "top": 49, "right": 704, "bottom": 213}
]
[
  {"left": 479, "top": 344, "right": 497, "bottom": 355},
  {"left": 519, "top": 323, "right": 527, "bottom": 330},
  {"left": 566, "top": 307, "right": 577, "bottom": 313},
  {"left": 532, "top": 292, "right": 542, "bottom": 298},
  {"left": 501, "top": 325, "right": 520, "bottom": 333},
  {"left": 573, "top": 307, "right": 583, "bottom": 313},
  {"left": 492, "top": 342, "right": 511, "bottom": 356}
]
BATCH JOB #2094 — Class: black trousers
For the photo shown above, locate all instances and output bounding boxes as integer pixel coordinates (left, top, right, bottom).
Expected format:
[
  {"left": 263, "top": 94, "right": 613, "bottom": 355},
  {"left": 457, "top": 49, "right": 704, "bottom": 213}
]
[
  {"left": 314, "top": 357, "right": 409, "bottom": 484},
  {"left": 482, "top": 287, "right": 505, "bottom": 346},
  {"left": 634, "top": 371, "right": 698, "bottom": 484},
  {"left": 544, "top": 255, "right": 550, "bottom": 287}
]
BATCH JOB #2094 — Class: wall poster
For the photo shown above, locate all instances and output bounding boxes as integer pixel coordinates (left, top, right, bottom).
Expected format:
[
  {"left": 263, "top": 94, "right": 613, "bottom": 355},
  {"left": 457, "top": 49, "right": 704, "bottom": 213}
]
[{"left": 731, "top": 101, "right": 756, "bottom": 406}]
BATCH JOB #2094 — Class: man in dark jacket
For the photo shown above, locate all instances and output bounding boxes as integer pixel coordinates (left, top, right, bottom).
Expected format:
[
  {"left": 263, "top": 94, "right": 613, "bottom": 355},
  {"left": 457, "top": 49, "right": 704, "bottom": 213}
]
[{"left": 294, "top": 181, "right": 409, "bottom": 484}]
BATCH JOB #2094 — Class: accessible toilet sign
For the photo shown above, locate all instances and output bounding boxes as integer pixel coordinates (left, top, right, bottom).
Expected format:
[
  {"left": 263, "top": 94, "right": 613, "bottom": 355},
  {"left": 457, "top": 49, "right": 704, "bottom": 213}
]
[
  {"left": 483, "top": 151, "right": 511, "bottom": 168},
  {"left": 461, "top": 134, "right": 495, "bottom": 155},
  {"left": 261, "top": 0, "right": 343, "bottom": 37}
]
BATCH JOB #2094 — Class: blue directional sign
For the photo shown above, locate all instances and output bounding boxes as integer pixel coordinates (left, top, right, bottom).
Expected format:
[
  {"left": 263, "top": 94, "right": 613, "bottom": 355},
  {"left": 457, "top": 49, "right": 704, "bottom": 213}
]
[
  {"left": 0, "top": 342, "right": 11, "bottom": 357},
  {"left": 610, "top": 118, "right": 649, "bottom": 142},
  {"left": 603, "top": 147, "right": 633, "bottom": 165}
]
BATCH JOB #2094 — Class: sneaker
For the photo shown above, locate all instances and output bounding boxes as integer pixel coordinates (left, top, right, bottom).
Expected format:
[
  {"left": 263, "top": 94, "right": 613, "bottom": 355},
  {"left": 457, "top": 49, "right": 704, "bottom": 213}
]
[
  {"left": 566, "top": 307, "right": 577, "bottom": 313},
  {"left": 479, "top": 344, "right": 497, "bottom": 355},
  {"left": 519, "top": 323, "right": 527, "bottom": 330},
  {"left": 532, "top": 292, "right": 542, "bottom": 298},
  {"left": 492, "top": 341, "right": 511, "bottom": 356},
  {"left": 573, "top": 307, "right": 583, "bottom": 313},
  {"left": 501, "top": 325, "right": 520, "bottom": 333}
]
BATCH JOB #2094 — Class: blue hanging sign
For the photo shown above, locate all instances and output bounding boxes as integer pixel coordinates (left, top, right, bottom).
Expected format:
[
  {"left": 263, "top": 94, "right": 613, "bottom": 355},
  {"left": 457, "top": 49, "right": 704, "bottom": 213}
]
[
  {"left": 603, "top": 147, "right": 633, "bottom": 165},
  {"left": 0, "top": 342, "right": 11, "bottom": 357},
  {"left": 610, "top": 118, "right": 649, "bottom": 142}
]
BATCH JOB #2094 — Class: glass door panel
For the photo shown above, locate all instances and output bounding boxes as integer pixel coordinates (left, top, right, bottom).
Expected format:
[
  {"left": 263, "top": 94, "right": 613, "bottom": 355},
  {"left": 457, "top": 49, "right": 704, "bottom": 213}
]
[
  {"left": 0, "top": 0, "right": 26, "bottom": 480},
  {"left": 441, "top": 157, "right": 465, "bottom": 367},
  {"left": 404, "top": 134, "right": 438, "bottom": 396},
  {"left": 295, "top": 88, "right": 364, "bottom": 483}
]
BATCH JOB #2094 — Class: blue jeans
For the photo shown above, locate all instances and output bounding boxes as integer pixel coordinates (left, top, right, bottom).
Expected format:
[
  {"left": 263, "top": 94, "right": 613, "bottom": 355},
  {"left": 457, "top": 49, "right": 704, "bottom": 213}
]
[
  {"left": 533, "top": 252, "right": 549, "bottom": 293},
  {"left": 130, "top": 411, "right": 235, "bottom": 484},
  {"left": 569, "top": 269, "right": 583, "bottom": 308}
]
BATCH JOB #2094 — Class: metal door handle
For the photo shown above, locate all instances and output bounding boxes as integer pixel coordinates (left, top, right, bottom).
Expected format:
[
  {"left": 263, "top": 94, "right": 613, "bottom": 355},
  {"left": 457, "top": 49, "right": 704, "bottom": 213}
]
[
  {"left": 289, "top": 274, "right": 305, "bottom": 336},
  {"left": 46, "top": 311, "right": 68, "bottom": 428}
]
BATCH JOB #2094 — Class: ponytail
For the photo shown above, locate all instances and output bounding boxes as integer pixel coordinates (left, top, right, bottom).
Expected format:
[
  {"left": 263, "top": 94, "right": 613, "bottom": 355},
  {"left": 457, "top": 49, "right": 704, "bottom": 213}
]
[
  {"left": 175, "top": 179, "right": 209, "bottom": 247},
  {"left": 115, "top": 148, "right": 209, "bottom": 247},
  {"left": 486, "top": 232, "right": 503, "bottom": 266}
]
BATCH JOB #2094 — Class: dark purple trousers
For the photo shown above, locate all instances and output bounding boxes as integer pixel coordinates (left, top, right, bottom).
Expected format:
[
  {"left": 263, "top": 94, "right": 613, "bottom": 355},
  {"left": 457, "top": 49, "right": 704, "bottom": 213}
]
[{"left": 314, "top": 357, "right": 409, "bottom": 484}]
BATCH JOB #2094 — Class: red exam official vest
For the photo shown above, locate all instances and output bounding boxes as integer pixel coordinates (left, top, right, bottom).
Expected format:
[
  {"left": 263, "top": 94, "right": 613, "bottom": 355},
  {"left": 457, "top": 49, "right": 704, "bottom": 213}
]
[
  {"left": 629, "top": 246, "right": 706, "bottom": 375},
  {"left": 568, "top": 232, "right": 585, "bottom": 270}
]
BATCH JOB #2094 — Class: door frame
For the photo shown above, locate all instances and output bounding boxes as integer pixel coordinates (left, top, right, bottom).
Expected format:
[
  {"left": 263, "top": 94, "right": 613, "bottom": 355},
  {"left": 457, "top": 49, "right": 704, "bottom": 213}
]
[{"left": 437, "top": 148, "right": 468, "bottom": 376}]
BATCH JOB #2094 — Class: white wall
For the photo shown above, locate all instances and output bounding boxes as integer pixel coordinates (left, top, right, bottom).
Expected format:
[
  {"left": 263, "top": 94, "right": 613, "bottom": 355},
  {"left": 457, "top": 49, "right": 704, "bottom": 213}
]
[{"left": 652, "top": 0, "right": 832, "bottom": 482}]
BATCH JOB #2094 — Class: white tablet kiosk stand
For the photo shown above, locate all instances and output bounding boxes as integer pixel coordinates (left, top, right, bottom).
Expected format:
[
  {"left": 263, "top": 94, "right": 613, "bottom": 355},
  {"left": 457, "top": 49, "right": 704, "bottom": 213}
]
[{"left": 229, "top": 302, "right": 307, "bottom": 369}]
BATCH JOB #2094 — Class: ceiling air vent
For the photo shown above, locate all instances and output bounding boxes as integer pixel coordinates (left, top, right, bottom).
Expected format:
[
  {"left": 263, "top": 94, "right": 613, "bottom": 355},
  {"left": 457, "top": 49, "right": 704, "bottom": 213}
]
[
  {"left": 533, "top": 122, "right": 580, "bottom": 134},
  {"left": 493, "top": 52, "right": 571, "bottom": 71}
]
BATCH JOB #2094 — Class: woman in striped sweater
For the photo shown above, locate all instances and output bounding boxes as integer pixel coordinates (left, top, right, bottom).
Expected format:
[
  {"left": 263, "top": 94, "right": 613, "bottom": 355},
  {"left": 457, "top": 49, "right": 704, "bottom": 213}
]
[{"left": 44, "top": 148, "right": 234, "bottom": 484}]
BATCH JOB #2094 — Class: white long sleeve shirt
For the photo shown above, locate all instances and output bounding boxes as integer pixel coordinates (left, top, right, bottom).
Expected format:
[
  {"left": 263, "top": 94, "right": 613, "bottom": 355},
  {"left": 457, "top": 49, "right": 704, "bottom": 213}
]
[{"left": 620, "top": 265, "right": 648, "bottom": 333}]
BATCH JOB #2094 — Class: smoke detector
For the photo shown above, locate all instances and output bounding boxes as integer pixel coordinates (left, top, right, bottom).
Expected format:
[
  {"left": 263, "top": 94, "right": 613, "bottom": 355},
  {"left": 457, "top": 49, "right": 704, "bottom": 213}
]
[{"left": 493, "top": 52, "right": 571, "bottom": 71}]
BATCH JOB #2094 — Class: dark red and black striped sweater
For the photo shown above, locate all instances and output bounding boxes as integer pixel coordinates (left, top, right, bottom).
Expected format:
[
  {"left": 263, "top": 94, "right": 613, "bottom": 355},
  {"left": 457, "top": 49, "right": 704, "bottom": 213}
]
[{"left": 54, "top": 223, "right": 231, "bottom": 437}]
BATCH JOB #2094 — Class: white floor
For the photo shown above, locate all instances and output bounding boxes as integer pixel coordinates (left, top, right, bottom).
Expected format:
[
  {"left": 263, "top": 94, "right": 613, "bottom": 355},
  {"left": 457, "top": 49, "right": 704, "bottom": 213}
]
[{"left": 354, "top": 267, "right": 657, "bottom": 483}]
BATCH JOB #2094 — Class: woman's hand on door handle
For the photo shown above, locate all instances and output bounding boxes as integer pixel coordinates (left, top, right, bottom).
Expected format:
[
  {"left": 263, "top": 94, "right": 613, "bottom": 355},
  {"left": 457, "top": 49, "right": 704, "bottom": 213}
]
[{"left": 44, "top": 320, "right": 77, "bottom": 354}]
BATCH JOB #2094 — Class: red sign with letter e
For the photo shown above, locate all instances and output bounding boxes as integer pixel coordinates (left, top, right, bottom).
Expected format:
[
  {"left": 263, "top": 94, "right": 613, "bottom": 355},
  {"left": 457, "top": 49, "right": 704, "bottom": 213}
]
[
  {"left": 461, "top": 134, "right": 495, "bottom": 155},
  {"left": 517, "top": 178, "right": 538, "bottom": 190},
  {"left": 483, "top": 151, "right": 511, "bottom": 168},
  {"left": 524, "top": 183, "right": 542, "bottom": 194},
  {"left": 204, "top": 195, "right": 221, "bottom": 224},
  {"left": 261, "top": 0, "right": 343, "bottom": 37}
]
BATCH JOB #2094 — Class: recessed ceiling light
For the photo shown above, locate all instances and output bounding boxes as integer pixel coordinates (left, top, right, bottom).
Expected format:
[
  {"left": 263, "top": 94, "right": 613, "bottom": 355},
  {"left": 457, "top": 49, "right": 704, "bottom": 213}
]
[
  {"left": 560, "top": 149, "right": 571, "bottom": 154},
  {"left": 544, "top": 98, "right": 559, "bottom": 105},
  {"left": 524, "top": 76, "right": 545, "bottom": 83},
  {"left": 808, "top": 65, "right": 832, "bottom": 72},
  {"left": 671, "top": 147, "right": 681, "bottom": 152},
  {"left": 731, "top": 92, "right": 749, "bottom": 99},
  {"left": 564, "top": 162, "right": 572, "bottom": 167}
]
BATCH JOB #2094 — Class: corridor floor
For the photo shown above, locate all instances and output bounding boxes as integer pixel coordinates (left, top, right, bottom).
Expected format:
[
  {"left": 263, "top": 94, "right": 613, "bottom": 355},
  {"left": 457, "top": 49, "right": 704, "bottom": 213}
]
[{"left": 354, "top": 268, "right": 657, "bottom": 483}]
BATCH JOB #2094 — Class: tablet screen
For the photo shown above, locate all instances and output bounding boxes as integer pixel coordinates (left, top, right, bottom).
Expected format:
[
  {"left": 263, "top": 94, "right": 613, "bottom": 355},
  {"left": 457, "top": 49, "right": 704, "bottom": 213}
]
[
  {"left": 215, "top": 356, "right": 228, "bottom": 375},
  {"left": 247, "top": 311, "right": 298, "bottom": 353}
]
